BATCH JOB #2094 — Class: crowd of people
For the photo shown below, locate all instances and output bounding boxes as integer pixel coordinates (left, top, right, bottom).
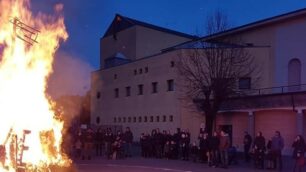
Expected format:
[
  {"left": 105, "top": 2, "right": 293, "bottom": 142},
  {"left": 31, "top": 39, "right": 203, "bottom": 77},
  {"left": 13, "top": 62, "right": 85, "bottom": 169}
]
[
  {"left": 71, "top": 126, "right": 134, "bottom": 160},
  {"left": 68, "top": 125, "right": 306, "bottom": 171},
  {"left": 140, "top": 128, "right": 235, "bottom": 168},
  {"left": 249, "top": 131, "right": 305, "bottom": 172}
]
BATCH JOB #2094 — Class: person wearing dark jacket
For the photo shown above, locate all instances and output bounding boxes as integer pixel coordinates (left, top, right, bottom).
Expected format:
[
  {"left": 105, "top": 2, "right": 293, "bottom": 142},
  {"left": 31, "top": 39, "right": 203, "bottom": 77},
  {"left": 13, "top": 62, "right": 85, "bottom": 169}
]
[
  {"left": 209, "top": 131, "right": 220, "bottom": 167},
  {"left": 173, "top": 128, "right": 181, "bottom": 159},
  {"left": 271, "top": 131, "right": 284, "bottom": 170},
  {"left": 155, "top": 128, "right": 163, "bottom": 158},
  {"left": 180, "top": 132, "right": 189, "bottom": 160},
  {"left": 243, "top": 131, "right": 252, "bottom": 162},
  {"left": 95, "top": 128, "right": 104, "bottom": 156},
  {"left": 292, "top": 135, "right": 306, "bottom": 172},
  {"left": 190, "top": 142, "right": 199, "bottom": 162},
  {"left": 123, "top": 127, "right": 133, "bottom": 157},
  {"left": 104, "top": 128, "right": 114, "bottom": 159},
  {"left": 140, "top": 133, "right": 146, "bottom": 157},
  {"left": 253, "top": 131, "right": 265, "bottom": 169}
]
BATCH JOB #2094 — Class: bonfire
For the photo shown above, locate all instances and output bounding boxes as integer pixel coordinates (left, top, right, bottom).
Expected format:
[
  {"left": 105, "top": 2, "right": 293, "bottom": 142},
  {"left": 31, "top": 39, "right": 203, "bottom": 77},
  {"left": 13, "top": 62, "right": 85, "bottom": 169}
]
[{"left": 0, "top": 0, "right": 71, "bottom": 171}]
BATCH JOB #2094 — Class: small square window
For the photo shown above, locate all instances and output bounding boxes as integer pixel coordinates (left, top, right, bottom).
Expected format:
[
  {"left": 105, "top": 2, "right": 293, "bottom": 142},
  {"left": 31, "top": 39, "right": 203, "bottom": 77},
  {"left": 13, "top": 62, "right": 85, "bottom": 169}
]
[
  {"left": 126, "top": 86, "right": 131, "bottom": 97},
  {"left": 239, "top": 77, "right": 251, "bottom": 89},
  {"left": 169, "top": 115, "right": 173, "bottom": 122},
  {"left": 96, "top": 92, "right": 101, "bottom": 99},
  {"left": 139, "top": 68, "right": 143, "bottom": 74},
  {"left": 138, "top": 84, "right": 144, "bottom": 95},
  {"left": 144, "top": 116, "right": 148, "bottom": 122},
  {"left": 114, "top": 74, "right": 117, "bottom": 79},
  {"left": 138, "top": 116, "right": 142, "bottom": 122},
  {"left": 170, "top": 61, "right": 175, "bottom": 67},
  {"left": 156, "top": 116, "right": 160, "bottom": 122},
  {"left": 167, "top": 80, "right": 174, "bottom": 91},
  {"left": 163, "top": 115, "right": 166, "bottom": 122},
  {"left": 150, "top": 116, "right": 154, "bottom": 122},
  {"left": 145, "top": 67, "right": 148, "bottom": 73},
  {"left": 133, "top": 117, "right": 137, "bottom": 123},
  {"left": 128, "top": 117, "right": 131, "bottom": 123},
  {"left": 152, "top": 82, "right": 158, "bottom": 93},
  {"left": 115, "top": 88, "right": 119, "bottom": 98},
  {"left": 134, "top": 69, "right": 137, "bottom": 75},
  {"left": 114, "top": 117, "right": 117, "bottom": 123}
]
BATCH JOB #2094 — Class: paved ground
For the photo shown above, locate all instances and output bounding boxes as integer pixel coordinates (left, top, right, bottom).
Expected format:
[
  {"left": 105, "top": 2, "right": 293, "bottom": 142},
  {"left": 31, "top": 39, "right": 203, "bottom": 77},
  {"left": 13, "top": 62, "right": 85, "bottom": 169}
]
[{"left": 74, "top": 156, "right": 299, "bottom": 172}]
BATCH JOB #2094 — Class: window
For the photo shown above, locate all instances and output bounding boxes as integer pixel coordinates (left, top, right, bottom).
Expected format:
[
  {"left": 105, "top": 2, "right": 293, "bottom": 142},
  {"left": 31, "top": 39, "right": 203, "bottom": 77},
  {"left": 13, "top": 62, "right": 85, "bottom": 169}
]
[
  {"left": 156, "top": 116, "right": 160, "bottom": 122},
  {"left": 118, "top": 117, "right": 121, "bottom": 123},
  {"left": 96, "top": 117, "right": 100, "bottom": 124},
  {"left": 114, "top": 117, "right": 117, "bottom": 123},
  {"left": 123, "top": 117, "right": 126, "bottom": 123},
  {"left": 288, "top": 58, "right": 301, "bottom": 92},
  {"left": 145, "top": 67, "right": 148, "bottom": 73},
  {"left": 138, "top": 116, "right": 142, "bottom": 122},
  {"left": 163, "top": 115, "right": 166, "bottom": 122},
  {"left": 170, "top": 61, "right": 175, "bottom": 67},
  {"left": 169, "top": 115, "right": 173, "bottom": 122},
  {"left": 128, "top": 117, "right": 131, "bottom": 123},
  {"left": 114, "top": 74, "right": 117, "bottom": 79},
  {"left": 126, "top": 86, "right": 131, "bottom": 97},
  {"left": 144, "top": 116, "right": 148, "bottom": 122},
  {"left": 167, "top": 79, "right": 174, "bottom": 91},
  {"left": 150, "top": 116, "right": 154, "bottom": 122},
  {"left": 133, "top": 117, "right": 137, "bottom": 123},
  {"left": 152, "top": 82, "right": 158, "bottom": 93},
  {"left": 138, "top": 84, "right": 143, "bottom": 95},
  {"left": 115, "top": 88, "right": 119, "bottom": 98},
  {"left": 134, "top": 69, "right": 137, "bottom": 75},
  {"left": 96, "top": 92, "right": 101, "bottom": 99},
  {"left": 139, "top": 68, "right": 143, "bottom": 74},
  {"left": 238, "top": 77, "right": 251, "bottom": 89}
]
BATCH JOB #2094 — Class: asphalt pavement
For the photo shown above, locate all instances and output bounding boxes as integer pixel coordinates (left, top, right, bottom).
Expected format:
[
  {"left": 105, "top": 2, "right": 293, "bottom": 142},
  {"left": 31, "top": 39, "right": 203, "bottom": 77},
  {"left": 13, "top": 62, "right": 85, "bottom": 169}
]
[{"left": 74, "top": 155, "right": 299, "bottom": 172}]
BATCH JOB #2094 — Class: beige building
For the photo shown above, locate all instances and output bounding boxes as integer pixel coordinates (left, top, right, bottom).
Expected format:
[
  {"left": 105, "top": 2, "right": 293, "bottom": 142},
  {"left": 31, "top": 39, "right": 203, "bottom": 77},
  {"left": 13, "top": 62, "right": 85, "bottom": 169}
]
[
  {"left": 91, "top": 14, "right": 197, "bottom": 138},
  {"left": 91, "top": 9, "right": 306, "bottom": 154}
]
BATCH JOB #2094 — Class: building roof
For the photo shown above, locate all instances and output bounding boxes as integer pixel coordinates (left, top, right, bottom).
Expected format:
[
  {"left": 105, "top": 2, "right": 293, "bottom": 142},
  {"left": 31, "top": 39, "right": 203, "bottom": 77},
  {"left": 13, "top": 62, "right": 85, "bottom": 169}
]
[
  {"left": 103, "top": 14, "right": 198, "bottom": 39},
  {"left": 204, "top": 8, "right": 306, "bottom": 40},
  {"left": 164, "top": 8, "right": 306, "bottom": 51}
]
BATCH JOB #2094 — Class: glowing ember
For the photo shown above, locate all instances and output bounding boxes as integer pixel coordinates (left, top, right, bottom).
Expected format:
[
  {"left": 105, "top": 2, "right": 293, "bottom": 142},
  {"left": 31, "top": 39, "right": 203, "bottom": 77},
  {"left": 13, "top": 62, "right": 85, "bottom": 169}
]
[{"left": 0, "top": 0, "right": 70, "bottom": 171}]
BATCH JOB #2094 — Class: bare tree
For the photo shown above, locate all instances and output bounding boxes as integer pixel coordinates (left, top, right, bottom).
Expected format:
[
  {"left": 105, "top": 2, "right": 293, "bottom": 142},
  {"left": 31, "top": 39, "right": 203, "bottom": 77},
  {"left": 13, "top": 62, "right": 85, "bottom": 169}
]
[{"left": 177, "top": 11, "right": 258, "bottom": 135}]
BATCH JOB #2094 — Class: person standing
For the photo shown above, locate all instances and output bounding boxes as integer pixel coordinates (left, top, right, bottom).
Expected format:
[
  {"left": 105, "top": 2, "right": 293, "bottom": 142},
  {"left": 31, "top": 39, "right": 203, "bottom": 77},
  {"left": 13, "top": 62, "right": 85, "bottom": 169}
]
[
  {"left": 219, "top": 130, "right": 230, "bottom": 168},
  {"left": 123, "top": 127, "right": 133, "bottom": 157},
  {"left": 180, "top": 132, "right": 189, "bottom": 160},
  {"left": 253, "top": 131, "right": 266, "bottom": 169},
  {"left": 84, "top": 127, "right": 94, "bottom": 160},
  {"left": 292, "top": 135, "right": 305, "bottom": 172},
  {"left": 271, "top": 131, "right": 284, "bottom": 170},
  {"left": 209, "top": 131, "right": 220, "bottom": 167},
  {"left": 243, "top": 131, "right": 252, "bottom": 162},
  {"left": 104, "top": 128, "right": 113, "bottom": 159},
  {"left": 95, "top": 128, "right": 103, "bottom": 156}
]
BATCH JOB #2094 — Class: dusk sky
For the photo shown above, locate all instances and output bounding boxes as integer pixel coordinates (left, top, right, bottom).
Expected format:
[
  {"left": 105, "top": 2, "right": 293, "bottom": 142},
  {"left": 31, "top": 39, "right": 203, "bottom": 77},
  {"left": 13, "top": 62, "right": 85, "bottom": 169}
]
[
  {"left": 31, "top": 0, "right": 306, "bottom": 70},
  {"left": 28, "top": 0, "right": 306, "bottom": 97}
]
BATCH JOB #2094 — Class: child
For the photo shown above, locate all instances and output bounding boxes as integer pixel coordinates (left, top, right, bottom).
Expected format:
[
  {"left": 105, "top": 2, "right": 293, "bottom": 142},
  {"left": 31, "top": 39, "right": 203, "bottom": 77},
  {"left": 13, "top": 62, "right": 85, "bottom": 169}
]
[{"left": 190, "top": 142, "right": 198, "bottom": 162}]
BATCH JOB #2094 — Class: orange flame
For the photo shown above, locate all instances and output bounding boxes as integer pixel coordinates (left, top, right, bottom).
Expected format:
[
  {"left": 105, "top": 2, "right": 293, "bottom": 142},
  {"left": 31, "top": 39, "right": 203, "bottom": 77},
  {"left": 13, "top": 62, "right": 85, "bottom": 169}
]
[{"left": 0, "top": 0, "right": 70, "bottom": 171}]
